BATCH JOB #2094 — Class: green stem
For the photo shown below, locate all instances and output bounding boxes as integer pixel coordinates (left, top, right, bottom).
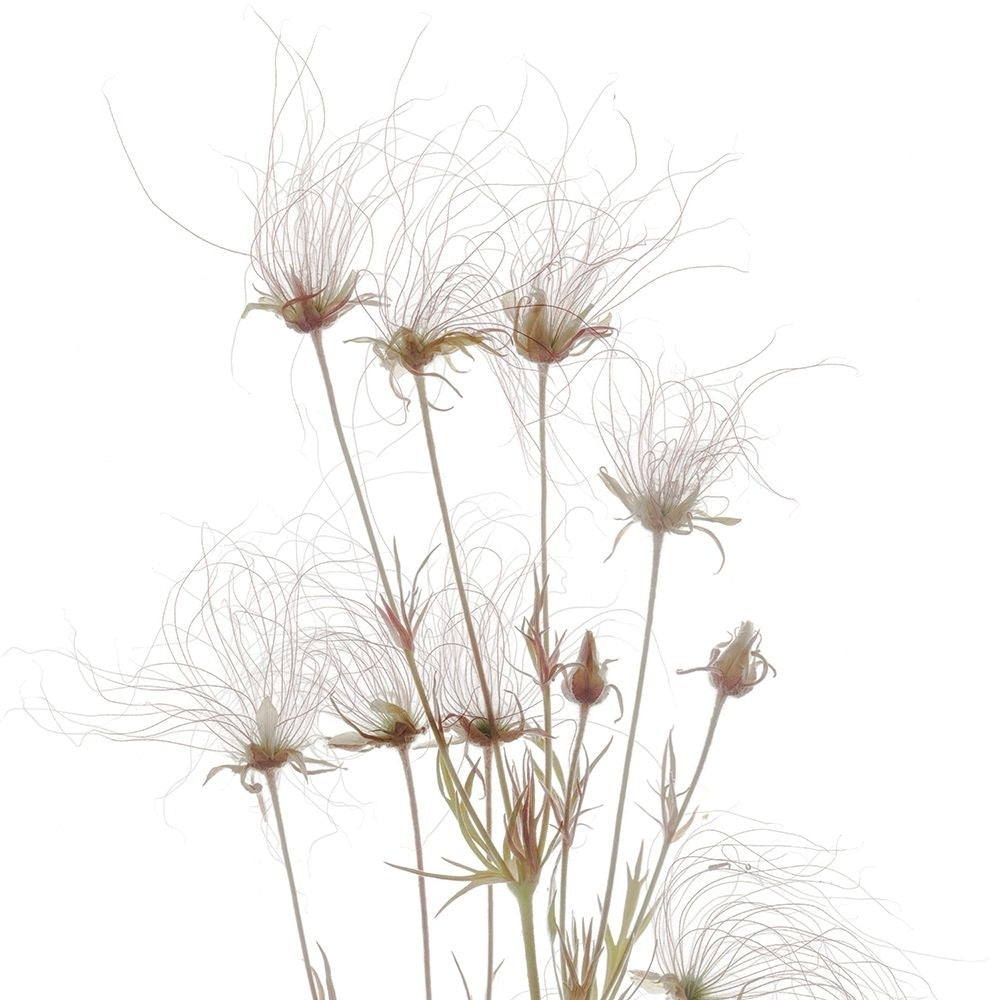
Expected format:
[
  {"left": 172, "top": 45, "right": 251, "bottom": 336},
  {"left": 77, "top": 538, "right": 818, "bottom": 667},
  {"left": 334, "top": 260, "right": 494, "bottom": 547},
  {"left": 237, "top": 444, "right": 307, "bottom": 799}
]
[
  {"left": 557, "top": 704, "right": 590, "bottom": 982},
  {"left": 265, "top": 769, "right": 319, "bottom": 1000},
  {"left": 515, "top": 886, "right": 543, "bottom": 1000},
  {"left": 399, "top": 746, "right": 433, "bottom": 1000},
  {"left": 594, "top": 530, "right": 664, "bottom": 957}
]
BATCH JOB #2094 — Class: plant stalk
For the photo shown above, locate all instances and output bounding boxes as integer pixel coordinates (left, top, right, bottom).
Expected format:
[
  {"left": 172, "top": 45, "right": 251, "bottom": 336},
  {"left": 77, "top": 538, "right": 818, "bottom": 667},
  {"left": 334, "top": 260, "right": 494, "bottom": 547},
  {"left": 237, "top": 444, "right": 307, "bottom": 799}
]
[
  {"left": 557, "top": 704, "right": 590, "bottom": 981},
  {"left": 414, "top": 377, "right": 512, "bottom": 812},
  {"left": 399, "top": 746, "right": 433, "bottom": 1000},
  {"left": 308, "top": 333, "right": 499, "bottom": 859},
  {"left": 537, "top": 364, "right": 554, "bottom": 855},
  {"left": 515, "top": 886, "right": 543, "bottom": 1000},
  {"left": 265, "top": 769, "right": 320, "bottom": 1000},
  {"left": 593, "top": 530, "right": 664, "bottom": 956},
  {"left": 484, "top": 746, "right": 496, "bottom": 1000},
  {"left": 309, "top": 331, "right": 394, "bottom": 600},
  {"left": 601, "top": 689, "right": 726, "bottom": 1000}
]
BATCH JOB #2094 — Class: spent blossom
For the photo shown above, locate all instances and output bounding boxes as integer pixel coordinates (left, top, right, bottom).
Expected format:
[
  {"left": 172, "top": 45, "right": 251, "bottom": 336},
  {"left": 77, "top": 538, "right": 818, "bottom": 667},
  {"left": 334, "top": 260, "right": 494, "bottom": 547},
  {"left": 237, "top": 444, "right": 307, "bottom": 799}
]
[
  {"left": 431, "top": 581, "right": 543, "bottom": 748},
  {"left": 634, "top": 825, "right": 918, "bottom": 1000},
  {"left": 353, "top": 112, "right": 510, "bottom": 401},
  {"left": 599, "top": 362, "right": 777, "bottom": 561},
  {"left": 502, "top": 102, "right": 735, "bottom": 367},
  {"left": 325, "top": 628, "right": 429, "bottom": 752},
  {"left": 46, "top": 537, "right": 337, "bottom": 791},
  {"left": 242, "top": 47, "right": 384, "bottom": 335}
]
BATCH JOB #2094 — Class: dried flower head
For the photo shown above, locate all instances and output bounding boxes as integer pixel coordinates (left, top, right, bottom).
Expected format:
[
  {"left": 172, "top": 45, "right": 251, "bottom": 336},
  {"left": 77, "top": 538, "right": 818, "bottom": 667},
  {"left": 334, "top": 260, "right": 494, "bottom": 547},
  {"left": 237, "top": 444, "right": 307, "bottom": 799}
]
[
  {"left": 679, "top": 621, "right": 774, "bottom": 699},
  {"left": 502, "top": 95, "right": 735, "bottom": 367},
  {"left": 634, "top": 825, "right": 919, "bottom": 1000},
  {"left": 354, "top": 111, "right": 510, "bottom": 402},
  {"left": 242, "top": 46, "right": 384, "bottom": 335},
  {"left": 599, "top": 362, "right": 779, "bottom": 562},
  {"left": 502, "top": 285, "right": 613, "bottom": 366},
  {"left": 46, "top": 536, "right": 337, "bottom": 792},
  {"left": 325, "top": 630, "right": 428, "bottom": 752},
  {"left": 431, "top": 581, "right": 543, "bottom": 748}
]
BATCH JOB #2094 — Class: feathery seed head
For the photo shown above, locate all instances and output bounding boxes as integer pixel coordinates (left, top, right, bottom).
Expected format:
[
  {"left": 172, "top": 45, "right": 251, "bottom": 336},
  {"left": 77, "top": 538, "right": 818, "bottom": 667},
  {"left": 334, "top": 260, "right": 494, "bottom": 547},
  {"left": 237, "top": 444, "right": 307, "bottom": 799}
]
[
  {"left": 326, "top": 631, "right": 428, "bottom": 752},
  {"left": 502, "top": 94, "right": 736, "bottom": 372},
  {"left": 46, "top": 534, "right": 338, "bottom": 790},
  {"left": 359, "top": 108, "right": 511, "bottom": 402},
  {"left": 242, "top": 46, "right": 385, "bottom": 336},
  {"left": 599, "top": 364, "right": 771, "bottom": 562},
  {"left": 431, "top": 581, "right": 542, "bottom": 748},
  {"left": 634, "top": 825, "right": 917, "bottom": 1000},
  {"left": 243, "top": 124, "right": 382, "bottom": 334},
  {"left": 357, "top": 324, "right": 501, "bottom": 400}
]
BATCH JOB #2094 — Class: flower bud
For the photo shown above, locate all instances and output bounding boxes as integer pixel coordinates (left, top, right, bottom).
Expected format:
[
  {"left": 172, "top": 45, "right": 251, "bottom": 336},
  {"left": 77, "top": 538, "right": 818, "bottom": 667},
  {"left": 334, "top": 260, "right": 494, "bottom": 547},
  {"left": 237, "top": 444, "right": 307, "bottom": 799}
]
[
  {"left": 703, "top": 621, "right": 773, "bottom": 698},
  {"left": 562, "top": 631, "right": 609, "bottom": 706}
]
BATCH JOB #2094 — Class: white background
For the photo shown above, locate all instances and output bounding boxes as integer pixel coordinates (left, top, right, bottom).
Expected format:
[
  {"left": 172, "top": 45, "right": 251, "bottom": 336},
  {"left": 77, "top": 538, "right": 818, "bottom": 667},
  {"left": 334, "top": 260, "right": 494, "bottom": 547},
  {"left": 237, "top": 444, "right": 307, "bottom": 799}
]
[{"left": 1, "top": 2, "right": 997, "bottom": 997}]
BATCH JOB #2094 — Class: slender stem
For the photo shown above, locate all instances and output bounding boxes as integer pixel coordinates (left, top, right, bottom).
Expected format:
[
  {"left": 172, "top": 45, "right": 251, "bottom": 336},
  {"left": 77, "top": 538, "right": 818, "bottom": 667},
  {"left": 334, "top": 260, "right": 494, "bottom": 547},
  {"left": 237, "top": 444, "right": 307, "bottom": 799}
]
[
  {"left": 557, "top": 704, "right": 590, "bottom": 981},
  {"left": 538, "top": 364, "right": 550, "bottom": 640},
  {"left": 309, "top": 330, "right": 393, "bottom": 600},
  {"left": 594, "top": 530, "right": 664, "bottom": 956},
  {"left": 484, "top": 747, "right": 495, "bottom": 1000},
  {"left": 515, "top": 887, "right": 543, "bottom": 1000},
  {"left": 673, "top": 691, "right": 725, "bottom": 836},
  {"left": 265, "top": 769, "right": 319, "bottom": 1000},
  {"left": 601, "top": 690, "right": 727, "bottom": 1000},
  {"left": 414, "top": 377, "right": 512, "bottom": 813},
  {"left": 307, "top": 335, "right": 498, "bottom": 858},
  {"left": 641, "top": 689, "right": 726, "bottom": 915},
  {"left": 537, "top": 364, "right": 554, "bottom": 855},
  {"left": 399, "top": 746, "right": 433, "bottom": 1000}
]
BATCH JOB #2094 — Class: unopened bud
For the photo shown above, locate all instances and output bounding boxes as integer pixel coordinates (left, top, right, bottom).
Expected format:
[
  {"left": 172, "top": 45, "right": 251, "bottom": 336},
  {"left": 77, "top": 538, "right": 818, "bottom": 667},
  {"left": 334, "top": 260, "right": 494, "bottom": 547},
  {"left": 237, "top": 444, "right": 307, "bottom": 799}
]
[
  {"left": 703, "top": 621, "right": 774, "bottom": 698},
  {"left": 563, "top": 631, "right": 609, "bottom": 706}
]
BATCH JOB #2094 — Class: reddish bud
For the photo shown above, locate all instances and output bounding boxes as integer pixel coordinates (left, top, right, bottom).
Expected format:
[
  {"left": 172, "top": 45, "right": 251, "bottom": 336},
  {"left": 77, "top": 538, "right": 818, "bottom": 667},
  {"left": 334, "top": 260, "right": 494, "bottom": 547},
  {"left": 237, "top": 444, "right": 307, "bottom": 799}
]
[{"left": 562, "top": 631, "right": 609, "bottom": 707}]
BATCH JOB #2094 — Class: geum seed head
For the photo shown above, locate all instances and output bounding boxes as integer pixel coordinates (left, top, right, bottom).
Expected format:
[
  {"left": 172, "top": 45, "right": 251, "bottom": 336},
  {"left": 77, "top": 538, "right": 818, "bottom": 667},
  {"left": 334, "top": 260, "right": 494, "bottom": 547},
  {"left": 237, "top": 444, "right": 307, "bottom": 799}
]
[
  {"left": 168, "top": 541, "right": 339, "bottom": 791},
  {"left": 324, "top": 626, "right": 428, "bottom": 752},
  {"left": 430, "top": 580, "right": 543, "bottom": 748},
  {"left": 47, "top": 536, "right": 338, "bottom": 793},
  {"left": 243, "top": 126, "right": 385, "bottom": 334},
  {"left": 599, "top": 360, "right": 787, "bottom": 565},
  {"left": 634, "top": 824, "right": 922, "bottom": 1000},
  {"left": 242, "top": 42, "right": 387, "bottom": 335},
  {"left": 352, "top": 109, "right": 511, "bottom": 404},
  {"left": 501, "top": 94, "right": 736, "bottom": 368}
]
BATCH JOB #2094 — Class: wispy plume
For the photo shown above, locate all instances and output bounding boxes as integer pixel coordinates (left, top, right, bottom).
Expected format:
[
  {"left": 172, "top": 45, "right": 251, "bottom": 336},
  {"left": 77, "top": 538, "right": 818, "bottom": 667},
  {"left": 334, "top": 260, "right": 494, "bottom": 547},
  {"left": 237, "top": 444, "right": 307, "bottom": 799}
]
[
  {"left": 634, "top": 824, "right": 923, "bottom": 999},
  {"left": 42, "top": 534, "right": 337, "bottom": 790},
  {"left": 242, "top": 37, "right": 387, "bottom": 335},
  {"left": 354, "top": 104, "right": 514, "bottom": 403},
  {"left": 598, "top": 357, "right": 793, "bottom": 563}
]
